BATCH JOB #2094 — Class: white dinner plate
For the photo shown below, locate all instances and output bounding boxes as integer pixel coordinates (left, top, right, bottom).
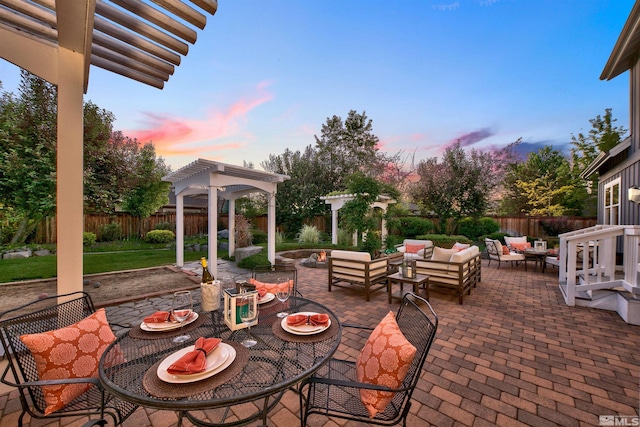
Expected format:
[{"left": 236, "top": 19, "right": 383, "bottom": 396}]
[
  {"left": 157, "top": 342, "right": 236, "bottom": 384},
  {"left": 258, "top": 292, "right": 275, "bottom": 304},
  {"left": 140, "top": 312, "right": 199, "bottom": 332},
  {"left": 281, "top": 312, "right": 331, "bottom": 335}
]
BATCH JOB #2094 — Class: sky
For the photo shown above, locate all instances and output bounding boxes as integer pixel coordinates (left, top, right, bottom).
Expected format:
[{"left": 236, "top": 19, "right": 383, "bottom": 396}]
[{"left": 0, "top": 0, "right": 636, "bottom": 172}]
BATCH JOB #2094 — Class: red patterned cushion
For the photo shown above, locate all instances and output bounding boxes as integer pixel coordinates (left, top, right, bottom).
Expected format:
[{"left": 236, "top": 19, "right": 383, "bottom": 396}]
[
  {"left": 404, "top": 244, "right": 424, "bottom": 254},
  {"left": 502, "top": 245, "right": 510, "bottom": 255},
  {"left": 511, "top": 242, "right": 531, "bottom": 251},
  {"left": 19, "top": 308, "right": 116, "bottom": 415},
  {"left": 248, "top": 278, "right": 293, "bottom": 295},
  {"left": 356, "top": 311, "right": 417, "bottom": 418}
]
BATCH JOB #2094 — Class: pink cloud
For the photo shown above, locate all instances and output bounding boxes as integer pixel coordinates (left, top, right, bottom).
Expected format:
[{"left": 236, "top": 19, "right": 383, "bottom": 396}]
[{"left": 126, "top": 82, "right": 274, "bottom": 157}]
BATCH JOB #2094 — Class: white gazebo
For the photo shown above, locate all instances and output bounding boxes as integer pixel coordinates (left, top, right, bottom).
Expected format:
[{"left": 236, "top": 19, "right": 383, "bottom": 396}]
[
  {"left": 163, "top": 159, "right": 290, "bottom": 278},
  {"left": 321, "top": 193, "right": 396, "bottom": 245},
  {"left": 0, "top": 1, "right": 219, "bottom": 296}
]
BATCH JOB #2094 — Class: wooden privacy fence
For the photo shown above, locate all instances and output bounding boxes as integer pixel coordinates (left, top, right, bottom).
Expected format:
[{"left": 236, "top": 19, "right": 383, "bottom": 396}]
[{"left": 33, "top": 213, "right": 596, "bottom": 244}]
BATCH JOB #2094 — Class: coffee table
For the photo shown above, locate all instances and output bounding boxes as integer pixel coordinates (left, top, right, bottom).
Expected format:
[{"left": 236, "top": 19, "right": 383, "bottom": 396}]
[
  {"left": 387, "top": 272, "right": 429, "bottom": 303},
  {"left": 523, "top": 249, "right": 549, "bottom": 272}
]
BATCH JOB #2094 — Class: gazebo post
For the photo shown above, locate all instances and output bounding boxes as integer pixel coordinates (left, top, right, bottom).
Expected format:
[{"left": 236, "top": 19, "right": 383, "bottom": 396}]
[
  {"left": 208, "top": 185, "right": 218, "bottom": 278},
  {"left": 228, "top": 198, "right": 236, "bottom": 258},
  {"left": 331, "top": 207, "right": 339, "bottom": 245},
  {"left": 176, "top": 193, "right": 184, "bottom": 267},
  {"left": 268, "top": 192, "right": 276, "bottom": 264}
]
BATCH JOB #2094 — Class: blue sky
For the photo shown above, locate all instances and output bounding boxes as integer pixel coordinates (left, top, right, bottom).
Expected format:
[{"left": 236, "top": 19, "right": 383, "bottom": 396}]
[{"left": 0, "top": 0, "right": 636, "bottom": 171}]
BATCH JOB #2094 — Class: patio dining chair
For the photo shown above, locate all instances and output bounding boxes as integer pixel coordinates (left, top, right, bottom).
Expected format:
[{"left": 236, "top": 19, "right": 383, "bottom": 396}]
[
  {"left": 299, "top": 293, "right": 438, "bottom": 427},
  {"left": 0, "top": 291, "right": 137, "bottom": 427},
  {"left": 251, "top": 264, "right": 301, "bottom": 297}
]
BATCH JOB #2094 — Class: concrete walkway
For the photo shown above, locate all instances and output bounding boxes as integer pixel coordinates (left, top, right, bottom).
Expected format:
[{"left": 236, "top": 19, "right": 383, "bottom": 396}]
[{"left": 1, "top": 258, "right": 639, "bottom": 426}]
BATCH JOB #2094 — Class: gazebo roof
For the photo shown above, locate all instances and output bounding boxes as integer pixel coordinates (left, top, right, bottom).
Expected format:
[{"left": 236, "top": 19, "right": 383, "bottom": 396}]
[{"left": 163, "top": 158, "right": 290, "bottom": 199}]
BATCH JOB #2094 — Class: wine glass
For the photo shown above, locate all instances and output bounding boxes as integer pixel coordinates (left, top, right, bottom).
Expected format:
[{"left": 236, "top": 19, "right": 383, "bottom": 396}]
[
  {"left": 239, "top": 293, "right": 258, "bottom": 347},
  {"left": 275, "top": 278, "right": 290, "bottom": 318},
  {"left": 172, "top": 290, "right": 193, "bottom": 343}
]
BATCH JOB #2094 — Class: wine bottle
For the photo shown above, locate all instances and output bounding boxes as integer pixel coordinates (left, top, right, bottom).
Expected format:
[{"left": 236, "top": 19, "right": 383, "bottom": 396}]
[{"left": 200, "top": 257, "right": 214, "bottom": 284}]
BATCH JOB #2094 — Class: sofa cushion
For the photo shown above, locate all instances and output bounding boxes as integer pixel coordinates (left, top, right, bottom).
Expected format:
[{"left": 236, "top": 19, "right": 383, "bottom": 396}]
[
  {"left": 452, "top": 242, "right": 470, "bottom": 251},
  {"left": 356, "top": 311, "right": 416, "bottom": 418},
  {"left": 511, "top": 242, "right": 531, "bottom": 252},
  {"left": 431, "top": 247, "right": 458, "bottom": 262},
  {"left": 330, "top": 250, "right": 371, "bottom": 262},
  {"left": 502, "top": 245, "right": 510, "bottom": 255}
]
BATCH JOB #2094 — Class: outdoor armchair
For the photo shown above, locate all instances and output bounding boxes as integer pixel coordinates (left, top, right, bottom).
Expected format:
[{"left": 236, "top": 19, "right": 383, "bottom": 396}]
[
  {"left": 485, "top": 238, "right": 525, "bottom": 269},
  {"left": 299, "top": 292, "right": 438, "bottom": 426},
  {"left": 0, "top": 291, "right": 137, "bottom": 427}
]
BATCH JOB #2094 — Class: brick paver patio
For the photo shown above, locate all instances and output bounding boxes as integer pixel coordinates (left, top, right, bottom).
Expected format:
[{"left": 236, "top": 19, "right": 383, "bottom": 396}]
[{"left": 1, "top": 258, "right": 638, "bottom": 426}]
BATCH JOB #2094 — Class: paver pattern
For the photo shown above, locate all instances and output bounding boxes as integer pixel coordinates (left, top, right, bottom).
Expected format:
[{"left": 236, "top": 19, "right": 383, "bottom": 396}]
[{"left": 1, "top": 258, "right": 638, "bottom": 426}]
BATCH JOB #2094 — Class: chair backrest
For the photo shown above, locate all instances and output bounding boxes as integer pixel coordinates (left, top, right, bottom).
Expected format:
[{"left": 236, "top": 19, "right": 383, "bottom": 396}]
[
  {"left": 485, "top": 238, "right": 501, "bottom": 258},
  {"left": 386, "top": 293, "right": 438, "bottom": 417},
  {"left": 252, "top": 264, "right": 299, "bottom": 296},
  {"left": 0, "top": 292, "right": 95, "bottom": 414}
]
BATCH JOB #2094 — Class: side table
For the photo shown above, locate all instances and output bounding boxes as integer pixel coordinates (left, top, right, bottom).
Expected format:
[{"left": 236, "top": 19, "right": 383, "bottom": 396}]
[{"left": 387, "top": 272, "right": 429, "bottom": 303}]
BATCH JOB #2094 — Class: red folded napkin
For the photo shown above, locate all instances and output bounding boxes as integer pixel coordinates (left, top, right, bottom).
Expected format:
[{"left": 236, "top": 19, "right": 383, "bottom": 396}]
[
  {"left": 286, "top": 313, "right": 330, "bottom": 327},
  {"left": 143, "top": 311, "right": 172, "bottom": 324},
  {"left": 249, "top": 278, "right": 293, "bottom": 297},
  {"left": 166, "top": 337, "right": 222, "bottom": 375}
]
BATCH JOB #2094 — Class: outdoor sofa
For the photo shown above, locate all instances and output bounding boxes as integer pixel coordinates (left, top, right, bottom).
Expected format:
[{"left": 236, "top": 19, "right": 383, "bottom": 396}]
[
  {"left": 327, "top": 250, "right": 389, "bottom": 301},
  {"left": 414, "top": 245, "right": 481, "bottom": 304}
]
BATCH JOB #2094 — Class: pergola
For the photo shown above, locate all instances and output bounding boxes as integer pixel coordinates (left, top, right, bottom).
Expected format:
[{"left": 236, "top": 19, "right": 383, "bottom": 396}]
[
  {"left": 0, "top": 1, "right": 218, "bottom": 296},
  {"left": 321, "top": 193, "right": 396, "bottom": 245},
  {"left": 163, "top": 159, "right": 290, "bottom": 278}
]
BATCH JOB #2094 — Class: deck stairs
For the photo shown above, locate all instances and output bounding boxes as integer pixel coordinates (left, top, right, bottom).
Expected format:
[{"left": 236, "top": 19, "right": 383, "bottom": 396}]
[{"left": 557, "top": 225, "right": 640, "bottom": 325}]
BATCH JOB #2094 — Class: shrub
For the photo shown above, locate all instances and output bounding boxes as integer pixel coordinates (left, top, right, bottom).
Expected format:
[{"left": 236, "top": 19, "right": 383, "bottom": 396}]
[
  {"left": 539, "top": 217, "right": 574, "bottom": 236},
  {"left": 359, "top": 231, "right": 382, "bottom": 258},
  {"left": 237, "top": 251, "right": 270, "bottom": 269},
  {"left": 154, "top": 222, "right": 175, "bottom": 231},
  {"left": 83, "top": 232, "right": 96, "bottom": 245},
  {"left": 99, "top": 222, "right": 122, "bottom": 242},
  {"left": 457, "top": 217, "right": 500, "bottom": 240},
  {"left": 235, "top": 215, "right": 253, "bottom": 248},
  {"left": 297, "top": 224, "right": 320, "bottom": 244},
  {"left": 251, "top": 229, "right": 268, "bottom": 245},
  {"left": 416, "top": 234, "right": 472, "bottom": 248},
  {"left": 145, "top": 230, "right": 175, "bottom": 243},
  {"left": 275, "top": 231, "right": 286, "bottom": 245},
  {"left": 394, "top": 217, "right": 434, "bottom": 238},
  {"left": 384, "top": 233, "right": 402, "bottom": 249},
  {"left": 337, "top": 228, "right": 352, "bottom": 246}
]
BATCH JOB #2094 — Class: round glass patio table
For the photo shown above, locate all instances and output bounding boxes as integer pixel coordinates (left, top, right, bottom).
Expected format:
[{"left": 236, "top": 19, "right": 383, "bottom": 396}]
[{"left": 99, "top": 296, "right": 341, "bottom": 426}]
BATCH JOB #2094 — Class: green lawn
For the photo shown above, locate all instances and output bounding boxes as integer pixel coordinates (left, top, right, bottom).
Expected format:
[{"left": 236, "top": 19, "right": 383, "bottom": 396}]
[{"left": 0, "top": 249, "right": 208, "bottom": 283}]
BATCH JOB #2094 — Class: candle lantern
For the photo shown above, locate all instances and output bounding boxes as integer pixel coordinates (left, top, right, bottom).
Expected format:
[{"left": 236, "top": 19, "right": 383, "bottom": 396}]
[
  {"left": 401, "top": 259, "right": 416, "bottom": 278},
  {"left": 223, "top": 289, "right": 258, "bottom": 331}
]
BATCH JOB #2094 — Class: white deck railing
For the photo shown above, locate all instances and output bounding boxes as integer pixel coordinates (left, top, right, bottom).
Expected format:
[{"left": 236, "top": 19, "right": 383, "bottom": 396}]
[{"left": 559, "top": 225, "right": 640, "bottom": 306}]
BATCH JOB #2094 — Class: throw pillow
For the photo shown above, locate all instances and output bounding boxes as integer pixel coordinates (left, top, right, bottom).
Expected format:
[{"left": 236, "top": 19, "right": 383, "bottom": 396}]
[
  {"left": 356, "top": 311, "right": 417, "bottom": 418},
  {"left": 248, "top": 278, "right": 293, "bottom": 295},
  {"left": 511, "top": 242, "right": 531, "bottom": 252},
  {"left": 431, "top": 247, "right": 458, "bottom": 262},
  {"left": 502, "top": 245, "right": 510, "bottom": 255},
  {"left": 404, "top": 243, "right": 425, "bottom": 254},
  {"left": 19, "top": 308, "right": 116, "bottom": 415},
  {"left": 452, "top": 242, "right": 470, "bottom": 251}
]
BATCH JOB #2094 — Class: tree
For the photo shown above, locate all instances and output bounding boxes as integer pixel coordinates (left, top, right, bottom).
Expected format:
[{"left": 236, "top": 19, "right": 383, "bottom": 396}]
[
  {"left": 570, "top": 108, "right": 627, "bottom": 216},
  {"left": 315, "top": 110, "right": 384, "bottom": 189},
  {"left": 83, "top": 106, "right": 138, "bottom": 214},
  {"left": 261, "top": 146, "right": 331, "bottom": 233},
  {"left": 0, "top": 71, "right": 57, "bottom": 243},
  {"left": 121, "top": 142, "right": 171, "bottom": 219},
  {"left": 500, "top": 146, "right": 586, "bottom": 216},
  {"left": 410, "top": 141, "right": 517, "bottom": 233}
]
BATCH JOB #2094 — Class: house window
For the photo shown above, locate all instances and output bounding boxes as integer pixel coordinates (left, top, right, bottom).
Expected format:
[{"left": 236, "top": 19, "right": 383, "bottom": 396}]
[{"left": 603, "top": 178, "right": 620, "bottom": 225}]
